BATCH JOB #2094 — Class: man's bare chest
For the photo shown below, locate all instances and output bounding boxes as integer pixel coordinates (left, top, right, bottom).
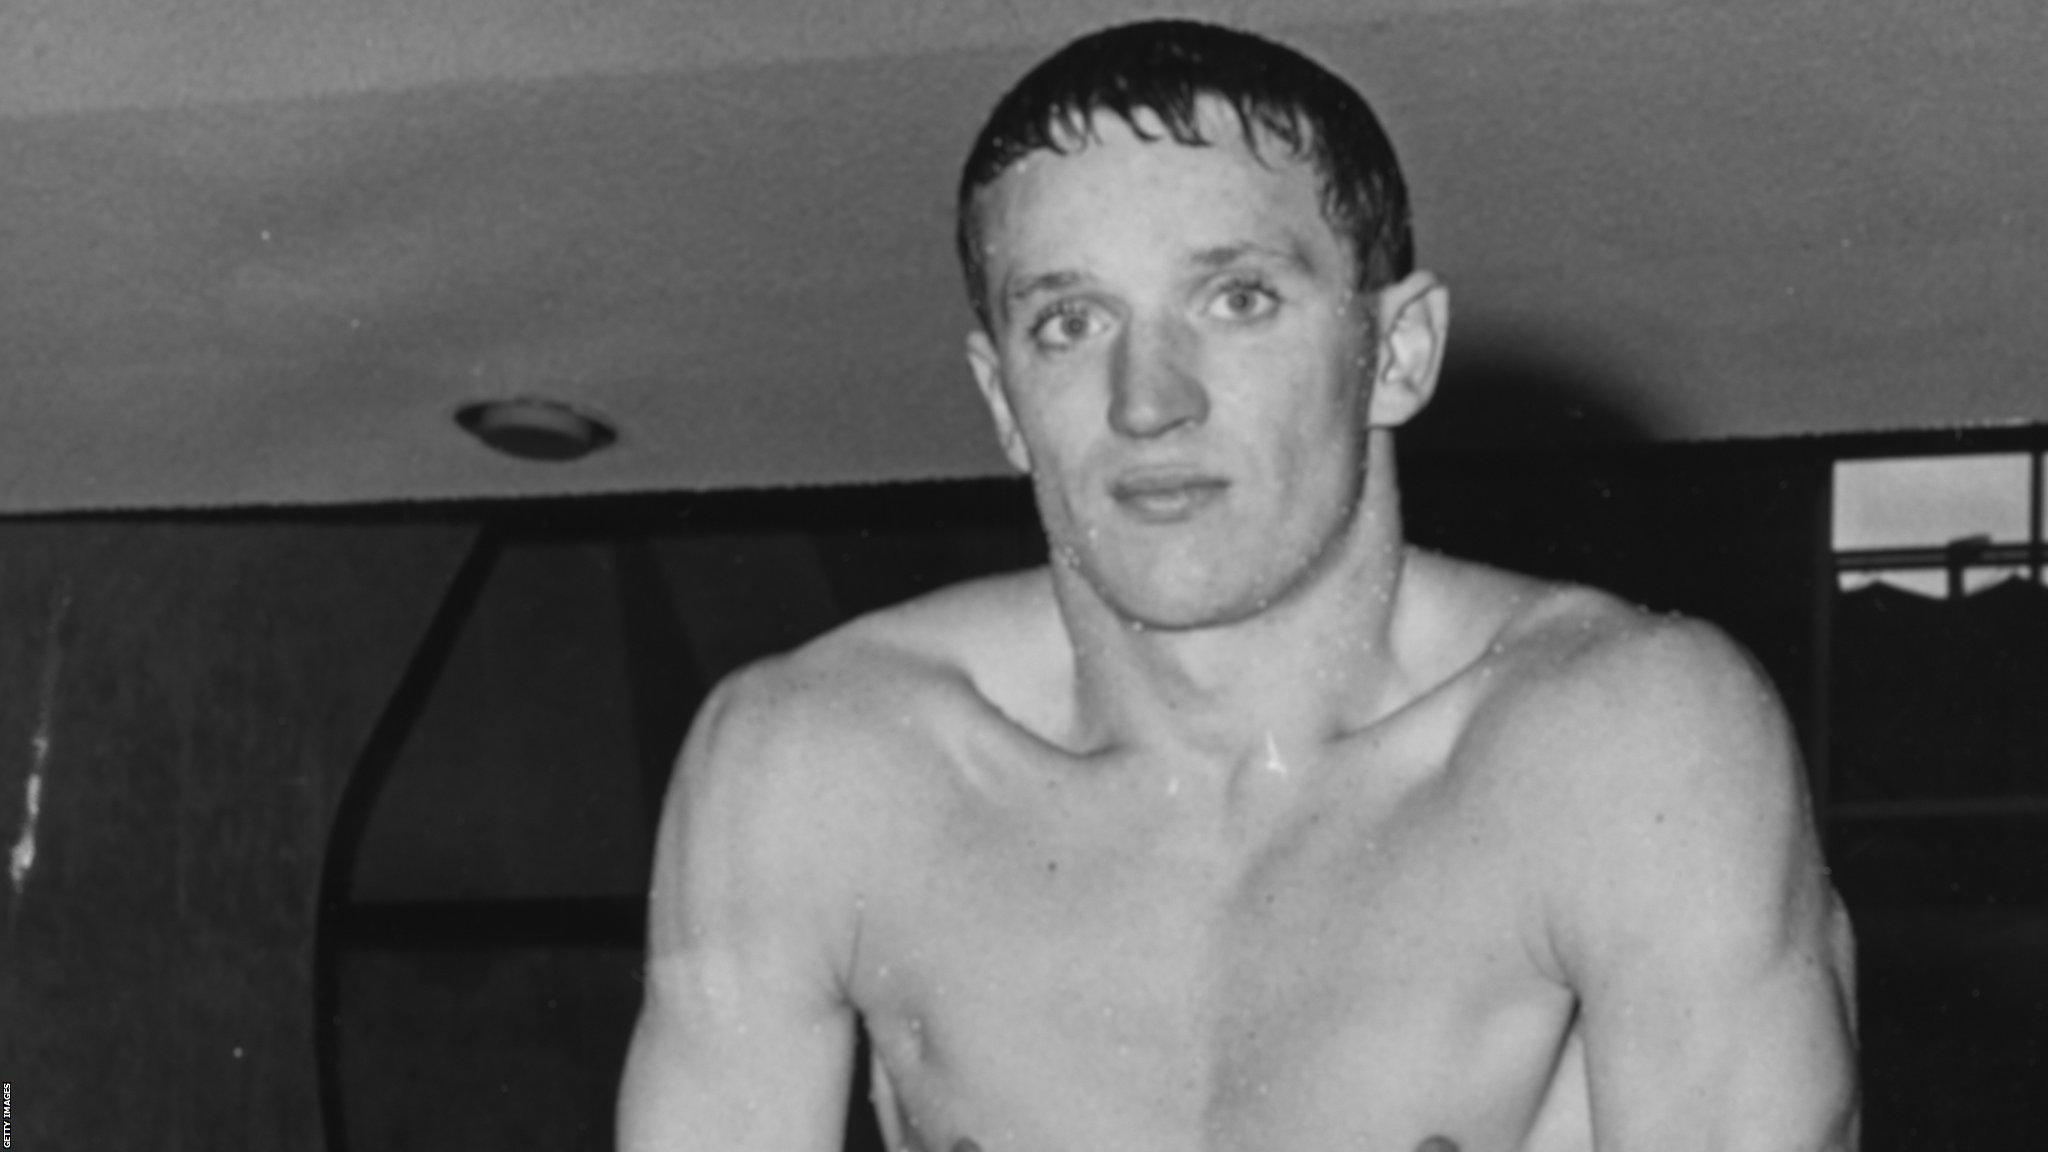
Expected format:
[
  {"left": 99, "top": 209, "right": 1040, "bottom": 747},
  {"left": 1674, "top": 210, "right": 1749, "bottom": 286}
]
[{"left": 845, "top": 744, "right": 1581, "bottom": 1152}]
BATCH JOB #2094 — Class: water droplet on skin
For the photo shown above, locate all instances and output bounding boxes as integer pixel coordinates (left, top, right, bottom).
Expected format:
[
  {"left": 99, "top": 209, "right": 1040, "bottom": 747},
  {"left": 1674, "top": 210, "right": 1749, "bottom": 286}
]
[{"left": 1261, "top": 732, "right": 1287, "bottom": 775}]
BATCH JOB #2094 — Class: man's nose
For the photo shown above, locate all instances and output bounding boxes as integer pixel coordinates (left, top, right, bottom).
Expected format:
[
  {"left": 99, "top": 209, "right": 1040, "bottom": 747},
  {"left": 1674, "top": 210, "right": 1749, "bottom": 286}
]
[{"left": 1108, "top": 321, "right": 1209, "bottom": 439}]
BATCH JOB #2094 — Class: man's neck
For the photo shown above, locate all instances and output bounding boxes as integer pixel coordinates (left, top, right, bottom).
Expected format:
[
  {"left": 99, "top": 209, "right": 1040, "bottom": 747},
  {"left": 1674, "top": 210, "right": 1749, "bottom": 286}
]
[{"left": 1051, "top": 464, "right": 1418, "bottom": 785}]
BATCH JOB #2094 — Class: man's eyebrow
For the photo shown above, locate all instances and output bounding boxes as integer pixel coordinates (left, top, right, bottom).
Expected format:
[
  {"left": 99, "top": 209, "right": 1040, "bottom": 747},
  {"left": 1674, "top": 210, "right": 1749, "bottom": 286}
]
[
  {"left": 1190, "top": 240, "right": 1318, "bottom": 274},
  {"left": 1002, "top": 269, "right": 1088, "bottom": 307}
]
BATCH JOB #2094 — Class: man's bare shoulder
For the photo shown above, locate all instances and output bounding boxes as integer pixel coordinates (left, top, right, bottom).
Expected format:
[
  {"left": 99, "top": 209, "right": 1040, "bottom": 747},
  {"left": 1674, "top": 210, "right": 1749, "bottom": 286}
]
[
  {"left": 1472, "top": 574, "right": 1794, "bottom": 779},
  {"left": 650, "top": 571, "right": 1061, "bottom": 949},
  {"left": 823, "top": 564, "right": 1061, "bottom": 673},
  {"left": 696, "top": 566, "right": 1063, "bottom": 767},
  {"left": 1411, "top": 552, "right": 1807, "bottom": 847},
  {"left": 1397, "top": 551, "right": 1647, "bottom": 706},
  {"left": 1437, "top": 562, "right": 1829, "bottom": 971},
  {"left": 783, "top": 565, "right": 1070, "bottom": 734}
]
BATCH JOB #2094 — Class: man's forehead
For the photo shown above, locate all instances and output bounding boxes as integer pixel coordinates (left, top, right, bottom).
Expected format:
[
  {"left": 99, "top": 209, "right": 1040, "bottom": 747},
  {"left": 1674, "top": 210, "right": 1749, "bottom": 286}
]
[{"left": 975, "top": 108, "right": 1330, "bottom": 265}]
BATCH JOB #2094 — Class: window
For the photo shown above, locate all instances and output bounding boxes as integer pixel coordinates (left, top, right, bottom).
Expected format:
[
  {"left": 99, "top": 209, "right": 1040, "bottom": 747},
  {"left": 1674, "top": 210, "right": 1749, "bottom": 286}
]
[
  {"left": 1828, "top": 447, "right": 2048, "bottom": 812},
  {"left": 1834, "top": 450, "right": 2044, "bottom": 596}
]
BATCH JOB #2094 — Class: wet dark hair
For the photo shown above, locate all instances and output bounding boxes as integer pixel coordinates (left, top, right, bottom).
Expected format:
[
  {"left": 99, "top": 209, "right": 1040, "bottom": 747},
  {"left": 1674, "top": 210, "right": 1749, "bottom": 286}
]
[{"left": 956, "top": 19, "right": 1414, "bottom": 330}]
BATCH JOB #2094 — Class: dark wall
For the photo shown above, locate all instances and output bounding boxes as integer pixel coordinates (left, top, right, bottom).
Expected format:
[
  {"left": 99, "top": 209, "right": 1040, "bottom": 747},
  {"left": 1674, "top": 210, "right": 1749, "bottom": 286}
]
[
  {"left": 348, "top": 537, "right": 652, "bottom": 905},
  {"left": 0, "top": 517, "right": 472, "bottom": 1150}
]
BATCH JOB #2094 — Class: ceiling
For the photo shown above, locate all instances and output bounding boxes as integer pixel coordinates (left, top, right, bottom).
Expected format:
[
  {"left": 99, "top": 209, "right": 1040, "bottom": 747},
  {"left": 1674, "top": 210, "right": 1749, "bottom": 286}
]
[{"left": 2, "top": 0, "right": 2041, "bottom": 514}]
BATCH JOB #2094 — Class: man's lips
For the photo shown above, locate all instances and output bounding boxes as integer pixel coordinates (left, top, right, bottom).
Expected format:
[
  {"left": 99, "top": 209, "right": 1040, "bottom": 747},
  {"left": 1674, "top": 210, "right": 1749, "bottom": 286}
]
[{"left": 1108, "top": 471, "right": 1229, "bottom": 521}]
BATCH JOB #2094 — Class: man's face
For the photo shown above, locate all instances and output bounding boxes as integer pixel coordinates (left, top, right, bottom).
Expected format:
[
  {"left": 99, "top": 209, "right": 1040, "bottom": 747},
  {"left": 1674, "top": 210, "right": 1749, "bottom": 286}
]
[{"left": 967, "top": 101, "right": 1384, "bottom": 631}]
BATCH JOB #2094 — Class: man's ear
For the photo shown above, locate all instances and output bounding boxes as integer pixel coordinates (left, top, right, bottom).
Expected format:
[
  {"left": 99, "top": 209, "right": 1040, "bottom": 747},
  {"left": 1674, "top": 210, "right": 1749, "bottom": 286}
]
[
  {"left": 1366, "top": 271, "right": 1450, "bottom": 429},
  {"left": 967, "top": 329, "right": 1031, "bottom": 473}
]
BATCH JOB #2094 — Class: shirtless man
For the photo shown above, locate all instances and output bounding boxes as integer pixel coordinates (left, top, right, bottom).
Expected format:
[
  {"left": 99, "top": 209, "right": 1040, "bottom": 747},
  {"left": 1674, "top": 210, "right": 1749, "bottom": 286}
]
[{"left": 617, "top": 19, "right": 1858, "bottom": 1152}]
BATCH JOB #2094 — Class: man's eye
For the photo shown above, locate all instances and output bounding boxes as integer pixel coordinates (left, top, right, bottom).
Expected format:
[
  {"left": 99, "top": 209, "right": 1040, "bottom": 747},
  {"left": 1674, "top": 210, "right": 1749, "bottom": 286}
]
[
  {"left": 1210, "top": 279, "right": 1279, "bottom": 321},
  {"left": 1030, "top": 304, "right": 1102, "bottom": 349}
]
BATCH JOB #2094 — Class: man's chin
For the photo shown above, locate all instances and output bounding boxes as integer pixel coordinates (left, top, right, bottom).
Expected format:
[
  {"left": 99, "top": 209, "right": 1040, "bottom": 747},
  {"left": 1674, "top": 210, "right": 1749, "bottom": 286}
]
[
  {"left": 1081, "top": 567, "right": 1280, "bottom": 634},
  {"left": 1045, "top": 514, "right": 1311, "bottom": 630}
]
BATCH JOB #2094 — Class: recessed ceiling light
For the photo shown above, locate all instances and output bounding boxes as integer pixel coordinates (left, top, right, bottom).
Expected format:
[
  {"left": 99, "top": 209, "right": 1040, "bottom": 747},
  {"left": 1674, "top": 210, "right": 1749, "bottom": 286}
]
[{"left": 454, "top": 397, "right": 617, "bottom": 462}]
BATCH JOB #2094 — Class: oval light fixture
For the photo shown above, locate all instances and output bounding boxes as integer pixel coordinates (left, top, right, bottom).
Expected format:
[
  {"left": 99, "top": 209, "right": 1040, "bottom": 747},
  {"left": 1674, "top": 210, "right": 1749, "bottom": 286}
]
[{"left": 455, "top": 397, "right": 618, "bottom": 462}]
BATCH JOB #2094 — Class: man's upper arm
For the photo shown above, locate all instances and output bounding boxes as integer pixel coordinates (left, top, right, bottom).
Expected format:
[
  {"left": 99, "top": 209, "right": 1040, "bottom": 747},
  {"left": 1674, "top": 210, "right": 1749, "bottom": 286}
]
[
  {"left": 617, "top": 664, "right": 861, "bottom": 1152},
  {"left": 1538, "top": 619, "right": 1858, "bottom": 1152}
]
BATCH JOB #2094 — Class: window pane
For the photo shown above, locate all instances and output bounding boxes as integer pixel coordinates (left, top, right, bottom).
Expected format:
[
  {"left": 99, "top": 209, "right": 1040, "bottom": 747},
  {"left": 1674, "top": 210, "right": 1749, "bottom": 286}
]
[
  {"left": 1833, "top": 453, "right": 2031, "bottom": 551},
  {"left": 1838, "top": 568, "right": 1946, "bottom": 596},
  {"left": 1837, "top": 567, "right": 2034, "bottom": 595}
]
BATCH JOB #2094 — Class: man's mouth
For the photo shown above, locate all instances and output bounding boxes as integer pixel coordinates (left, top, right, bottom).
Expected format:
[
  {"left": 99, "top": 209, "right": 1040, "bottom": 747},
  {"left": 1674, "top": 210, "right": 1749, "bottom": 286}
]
[{"left": 1109, "top": 473, "right": 1229, "bottom": 522}]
